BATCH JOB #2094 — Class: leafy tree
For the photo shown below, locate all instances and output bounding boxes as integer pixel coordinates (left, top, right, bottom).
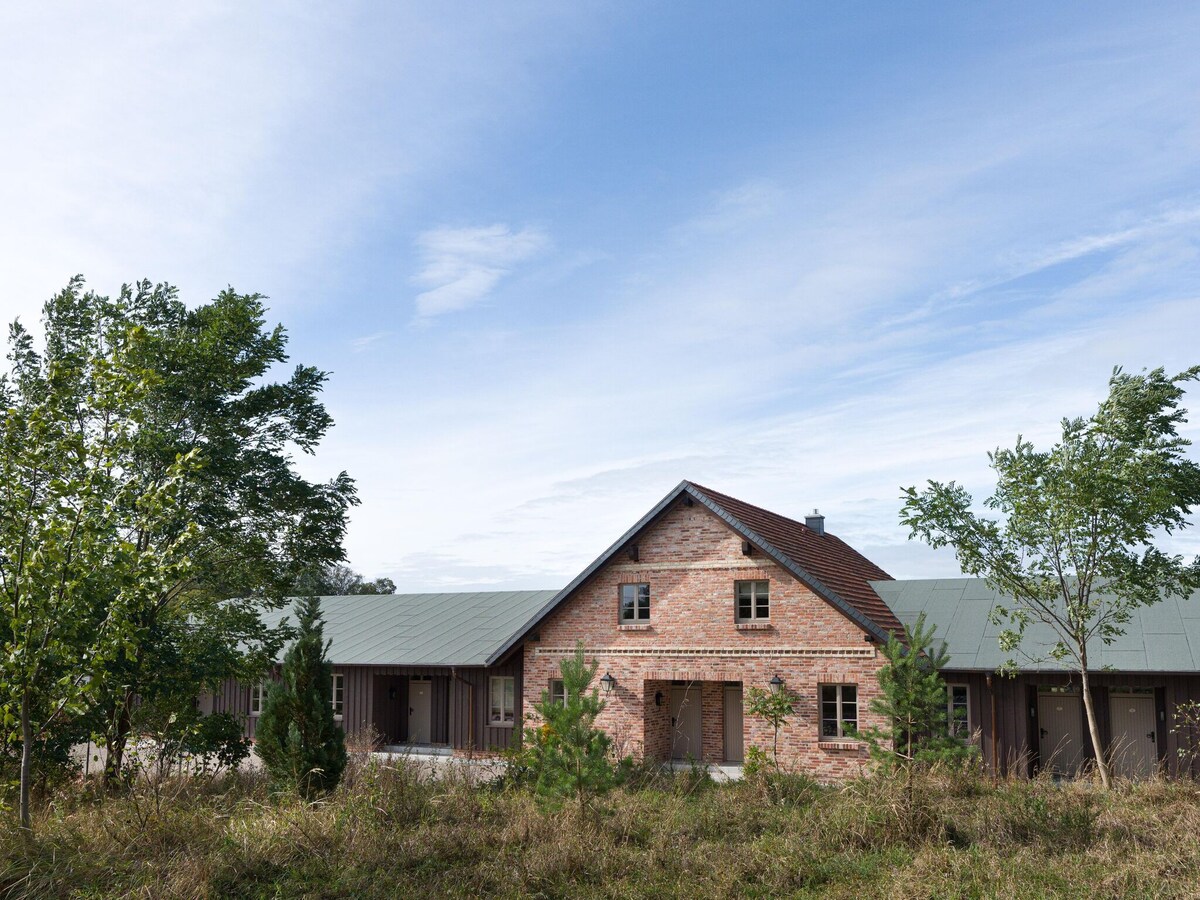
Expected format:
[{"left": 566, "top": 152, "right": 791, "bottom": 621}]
[
  {"left": 520, "top": 643, "right": 623, "bottom": 815},
  {"left": 294, "top": 563, "right": 395, "bottom": 596},
  {"left": 256, "top": 595, "right": 347, "bottom": 798},
  {"left": 21, "top": 279, "right": 358, "bottom": 782},
  {"left": 854, "top": 614, "right": 970, "bottom": 773},
  {"left": 0, "top": 309, "right": 201, "bottom": 828},
  {"left": 901, "top": 366, "right": 1200, "bottom": 788},
  {"left": 745, "top": 685, "right": 796, "bottom": 765}
]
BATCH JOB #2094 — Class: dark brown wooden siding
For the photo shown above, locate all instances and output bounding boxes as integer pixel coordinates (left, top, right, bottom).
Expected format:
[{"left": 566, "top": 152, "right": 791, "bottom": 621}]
[
  {"left": 948, "top": 669, "right": 1200, "bottom": 777},
  {"left": 215, "top": 660, "right": 524, "bottom": 753}
]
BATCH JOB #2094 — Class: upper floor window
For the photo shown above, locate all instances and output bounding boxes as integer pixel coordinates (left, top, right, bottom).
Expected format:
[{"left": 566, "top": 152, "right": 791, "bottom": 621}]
[
  {"left": 490, "top": 676, "right": 516, "bottom": 726},
  {"left": 331, "top": 672, "right": 345, "bottom": 720},
  {"left": 736, "top": 580, "right": 770, "bottom": 621},
  {"left": 619, "top": 583, "right": 650, "bottom": 622},
  {"left": 249, "top": 680, "right": 266, "bottom": 717},
  {"left": 947, "top": 684, "right": 969, "bottom": 738},
  {"left": 820, "top": 684, "right": 858, "bottom": 738}
]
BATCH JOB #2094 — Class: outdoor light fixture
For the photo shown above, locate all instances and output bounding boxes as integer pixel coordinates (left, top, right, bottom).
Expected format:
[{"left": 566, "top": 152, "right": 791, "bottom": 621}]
[
  {"left": 769, "top": 675, "right": 784, "bottom": 695},
  {"left": 388, "top": 687, "right": 397, "bottom": 700},
  {"left": 600, "top": 672, "right": 616, "bottom": 694},
  {"left": 655, "top": 691, "right": 664, "bottom": 707}
]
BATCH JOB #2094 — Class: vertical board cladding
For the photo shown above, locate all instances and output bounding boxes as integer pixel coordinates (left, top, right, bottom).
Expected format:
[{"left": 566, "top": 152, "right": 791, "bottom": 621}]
[
  {"left": 947, "top": 670, "right": 1200, "bottom": 778},
  {"left": 523, "top": 498, "right": 884, "bottom": 779},
  {"left": 215, "top": 663, "right": 527, "bottom": 753}
]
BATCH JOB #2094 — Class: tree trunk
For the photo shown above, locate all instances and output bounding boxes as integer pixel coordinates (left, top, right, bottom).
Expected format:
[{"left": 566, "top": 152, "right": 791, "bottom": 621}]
[
  {"left": 19, "top": 690, "right": 33, "bottom": 831},
  {"left": 105, "top": 693, "right": 134, "bottom": 785},
  {"left": 1079, "top": 661, "right": 1111, "bottom": 789}
]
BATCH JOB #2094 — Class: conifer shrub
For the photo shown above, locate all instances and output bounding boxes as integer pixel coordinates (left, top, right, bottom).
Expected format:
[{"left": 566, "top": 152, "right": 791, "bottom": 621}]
[{"left": 256, "top": 596, "right": 347, "bottom": 798}]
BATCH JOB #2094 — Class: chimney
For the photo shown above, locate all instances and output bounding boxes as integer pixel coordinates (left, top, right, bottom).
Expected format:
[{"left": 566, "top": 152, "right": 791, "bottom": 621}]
[{"left": 805, "top": 509, "right": 825, "bottom": 535}]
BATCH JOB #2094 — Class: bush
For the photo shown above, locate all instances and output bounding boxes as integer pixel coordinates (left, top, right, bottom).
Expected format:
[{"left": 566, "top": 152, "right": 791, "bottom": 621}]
[{"left": 256, "top": 596, "right": 347, "bottom": 799}]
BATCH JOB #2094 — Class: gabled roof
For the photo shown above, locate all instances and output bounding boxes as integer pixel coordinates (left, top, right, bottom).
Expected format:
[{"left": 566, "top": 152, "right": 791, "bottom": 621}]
[
  {"left": 262, "top": 591, "right": 558, "bottom": 667},
  {"left": 874, "top": 578, "right": 1200, "bottom": 673},
  {"left": 487, "top": 480, "right": 900, "bottom": 664}
]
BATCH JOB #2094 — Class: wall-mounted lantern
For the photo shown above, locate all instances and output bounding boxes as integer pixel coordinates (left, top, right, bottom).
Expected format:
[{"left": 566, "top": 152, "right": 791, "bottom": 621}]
[
  {"left": 654, "top": 690, "right": 664, "bottom": 707},
  {"left": 600, "top": 672, "right": 617, "bottom": 694},
  {"left": 769, "top": 675, "right": 784, "bottom": 695}
]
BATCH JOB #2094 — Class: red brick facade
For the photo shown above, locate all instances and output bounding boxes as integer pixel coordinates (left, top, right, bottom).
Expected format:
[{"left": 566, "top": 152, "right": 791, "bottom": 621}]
[{"left": 523, "top": 498, "right": 886, "bottom": 779}]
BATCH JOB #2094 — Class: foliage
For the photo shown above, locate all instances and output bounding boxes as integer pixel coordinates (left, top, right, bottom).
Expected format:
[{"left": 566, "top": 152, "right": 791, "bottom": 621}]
[
  {"left": 256, "top": 596, "right": 347, "bottom": 799},
  {"left": 901, "top": 365, "right": 1200, "bottom": 788},
  {"left": 294, "top": 563, "right": 395, "bottom": 596},
  {"left": 854, "top": 614, "right": 972, "bottom": 772},
  {"left": 1171, "top": 699, "right": 1200, "bottom": 773},
  {"left": 32, "top": 278, "right": 358, "bottom": 783},
  {"left": 0, "top": 298, "right": 202, "bottom": 828},
  {"left": 516, "top": 642, "right": 626, "bottom": 815},
  {"left": 745, "top": 684, "right": 797, "bottom": 764}
]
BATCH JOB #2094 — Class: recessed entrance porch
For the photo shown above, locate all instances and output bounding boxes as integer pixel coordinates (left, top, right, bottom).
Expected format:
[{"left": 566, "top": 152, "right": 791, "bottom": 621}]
[{"left": 643, "top": 679, "right": 744, "bottom": 764}]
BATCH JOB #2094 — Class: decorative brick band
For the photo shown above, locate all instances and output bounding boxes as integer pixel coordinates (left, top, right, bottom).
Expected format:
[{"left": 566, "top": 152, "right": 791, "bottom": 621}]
[{"left": 535, "top": 646, "right": 875, "bottom": 659}]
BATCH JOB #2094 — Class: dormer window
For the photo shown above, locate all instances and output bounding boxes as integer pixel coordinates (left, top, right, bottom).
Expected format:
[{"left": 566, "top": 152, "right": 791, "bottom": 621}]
[{"left": 619, "top": 583, "right": 650, "bottom": 622}]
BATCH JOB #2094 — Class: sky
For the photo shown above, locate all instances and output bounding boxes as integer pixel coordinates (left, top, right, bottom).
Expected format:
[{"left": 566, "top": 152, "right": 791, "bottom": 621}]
[{"left": 2, "top": 2, "right": 1199, "bottom": 590}]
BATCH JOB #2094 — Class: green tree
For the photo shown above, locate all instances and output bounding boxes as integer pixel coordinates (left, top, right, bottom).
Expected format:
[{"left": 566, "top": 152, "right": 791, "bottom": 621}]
[
  {"left": 0, "top": 311, "right": 201, "bottom": 829},
  {"left": 901, "top": 366, "right": 1200, "bottom": 788},
  {"left": 24, "top": 279, "right": 358, "bottom": 782},
  {"left": 745, "top": 685, "right": 796, "bottom": 765},
  {"left": 255, "top": 595, "right": 347, "bottom": 798},
  {"left": 294, "top": 563, "right": 395, "bottom": 596},
  {"left": 521, "top": 643, "right": 622, "bottom": 815},
  {"left": 854, "top": 614, "right": 970, "bottom": 773}
]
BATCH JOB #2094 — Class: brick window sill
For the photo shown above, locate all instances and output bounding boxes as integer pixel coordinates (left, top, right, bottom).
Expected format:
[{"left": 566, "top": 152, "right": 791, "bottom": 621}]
[
  {"left": 817, "top": 740, "right": 861, "bottom": 752},
  {"left": 735, "top": 622, "right": 773, "bottom": 631},
  {"left": 618, "top": 624, "right": 653, "bottom": 632}
]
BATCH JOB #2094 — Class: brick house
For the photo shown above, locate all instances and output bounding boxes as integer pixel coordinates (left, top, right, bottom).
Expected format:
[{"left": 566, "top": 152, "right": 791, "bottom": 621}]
[
  {"left": 498, "top": 480, "right": 903, "bottom": 778},
  {"left": 215, "top": 479, "right": 1200, "bottom": 779}
]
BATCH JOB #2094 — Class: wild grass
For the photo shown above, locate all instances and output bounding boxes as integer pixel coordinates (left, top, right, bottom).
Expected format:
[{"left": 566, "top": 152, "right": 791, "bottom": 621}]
[{"left": 3, "top": 758, "right": 1200, "bottom": 899}]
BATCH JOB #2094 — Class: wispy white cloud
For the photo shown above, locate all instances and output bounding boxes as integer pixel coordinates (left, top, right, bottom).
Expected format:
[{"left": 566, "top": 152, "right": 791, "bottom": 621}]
[
  {"left": 411, "top": 224, "right": 549, "bottom": 321},
  {"left": 351, "top": 331, "right": 395, "bottom": 352}
]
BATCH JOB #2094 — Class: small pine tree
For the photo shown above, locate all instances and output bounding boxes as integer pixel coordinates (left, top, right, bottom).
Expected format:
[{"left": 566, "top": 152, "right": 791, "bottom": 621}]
[
  {"left": 256, "top": 596, "right": 347, "bottom": 798},
  {"left": 856, "top": 613, "right": 971, "bottom": 774},
  {"left": 521, "top": 642, "right": 623, "bottom": 815}
]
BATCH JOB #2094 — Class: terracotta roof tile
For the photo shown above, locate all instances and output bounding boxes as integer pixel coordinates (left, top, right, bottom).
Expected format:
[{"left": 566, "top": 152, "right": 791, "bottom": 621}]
[{"left": 688, "top": 483, "right": 903, "bottom": 635}]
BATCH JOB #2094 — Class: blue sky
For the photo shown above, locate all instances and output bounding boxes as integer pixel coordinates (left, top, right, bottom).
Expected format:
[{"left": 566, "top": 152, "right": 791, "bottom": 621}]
[{"left": 3, "top": 2, "right": 1199, "bottom": 588}]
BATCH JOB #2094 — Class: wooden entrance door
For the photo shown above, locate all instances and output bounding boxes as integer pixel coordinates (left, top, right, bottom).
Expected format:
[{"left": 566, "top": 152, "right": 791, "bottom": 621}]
[
  {"left": 1109, "top": 693, "right": 1157, "bottom": 778},
  {"left": 723, "top": 685, "right": 744, "bottom": 763},
  {"left": 670, "top": 685, "right": 702, "bottom": 760},
  {"left": 408, "top": 678, "right": 432, "bottom": 744},
  {"left": 1038, "top": 692, "right": 1084, "bottom": 776}
]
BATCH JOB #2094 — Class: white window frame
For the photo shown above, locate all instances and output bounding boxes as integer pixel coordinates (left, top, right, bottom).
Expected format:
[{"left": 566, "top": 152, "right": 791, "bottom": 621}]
[
  {"left": 820, "top": 684, "right": 858, "bottom": 739},
  {"left": 549, "top": 678, "right": 565, "bottom": 706},
  {"left": 947, "top": 683, "right": 970, "bottom": 738},
  {"left": 249, "top": 680, "right": 266, "bottom": 717},
  {"left": 735, "top": 580, "right": 770, "bottom": 621},
  {"left": 331, "top": 672, "right": 345, "bottom": 720},
  {"left": 619, "top": 583, "right": 651, "bottom": 622},
  {"left": 490, "top": 675, "right": 516, "bottom": 727}
]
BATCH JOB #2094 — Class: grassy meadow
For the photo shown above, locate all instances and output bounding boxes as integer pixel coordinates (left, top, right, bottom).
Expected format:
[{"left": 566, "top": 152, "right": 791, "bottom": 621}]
[{"left": 3, "top": 755, "right": 1200, "bottom": 899}]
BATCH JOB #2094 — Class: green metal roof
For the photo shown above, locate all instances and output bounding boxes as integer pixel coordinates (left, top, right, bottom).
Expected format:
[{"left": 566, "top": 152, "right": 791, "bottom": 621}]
[
  {"left": 261, "top": 591, "right": 559, "bottom": 667},
  {"left": 872, "top": 578, "right": 1200, "bottom": 673}
]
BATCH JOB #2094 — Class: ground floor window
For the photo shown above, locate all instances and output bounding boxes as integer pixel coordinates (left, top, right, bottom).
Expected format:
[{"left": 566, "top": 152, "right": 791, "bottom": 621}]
[
  {"left": 820, "top": 684, "right": 858, "bottom": 738},
  {"left": 490, "top": 676, "right": 516, "bottom": 726},
  {"left": 947, "top": 684, "right": 969, "bottom": 737},
  {"left": 549, "top": 678, "right": 565, "bottom": 706},
  {"left": 331, "top": 672, "right": 345, "bottom": 720},
  {"left": 249, "top": 681, "right": 266, "bottom": 717}
]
